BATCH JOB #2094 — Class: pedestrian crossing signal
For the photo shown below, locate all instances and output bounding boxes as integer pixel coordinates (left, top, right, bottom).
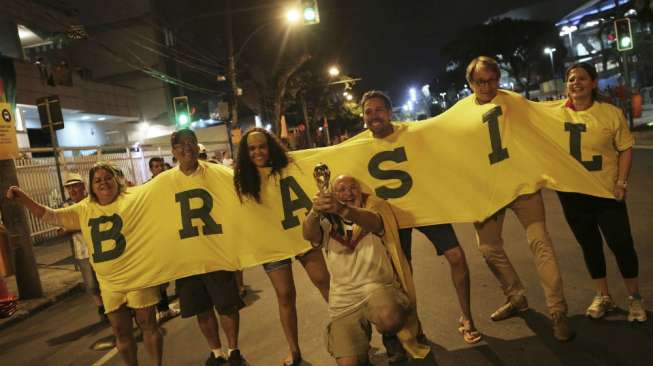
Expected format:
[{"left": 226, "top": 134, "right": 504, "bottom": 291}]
[{"left": 615, "top": 18, "right": 633, "bottom": 51}]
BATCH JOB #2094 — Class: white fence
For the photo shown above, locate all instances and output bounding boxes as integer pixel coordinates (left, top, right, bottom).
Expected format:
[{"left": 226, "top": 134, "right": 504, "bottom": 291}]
[{"left": 11, "top": 140, "right": 227, "bottom": 243}]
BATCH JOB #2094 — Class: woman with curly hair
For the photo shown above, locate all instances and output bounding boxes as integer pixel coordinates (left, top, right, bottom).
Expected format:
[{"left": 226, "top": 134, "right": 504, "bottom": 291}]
[{"left": 234, "top": 128, "right": 330, "bottom": 366}]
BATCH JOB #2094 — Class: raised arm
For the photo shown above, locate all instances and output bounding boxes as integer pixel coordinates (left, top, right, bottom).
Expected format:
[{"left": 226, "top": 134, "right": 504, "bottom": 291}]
[
  {"left": 302, "top": 207, "right": 323, "bottom": 244},
  {"left": 5, "top": 186, "right": 47, "bottom": 218}
]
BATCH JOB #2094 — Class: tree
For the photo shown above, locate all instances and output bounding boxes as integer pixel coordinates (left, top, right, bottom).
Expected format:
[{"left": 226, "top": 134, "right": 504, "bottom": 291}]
[
  {"left": 438, "top": 18, "right": 567, "bottom": 98},
  {"left": 280, "top": 58, "right": 362, "bottom": 146}
]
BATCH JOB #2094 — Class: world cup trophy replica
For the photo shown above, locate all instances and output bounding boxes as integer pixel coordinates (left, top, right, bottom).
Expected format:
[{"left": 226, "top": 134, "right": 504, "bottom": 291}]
[{"left": 313, "top": 163, "right": 344, "bottom": 237}]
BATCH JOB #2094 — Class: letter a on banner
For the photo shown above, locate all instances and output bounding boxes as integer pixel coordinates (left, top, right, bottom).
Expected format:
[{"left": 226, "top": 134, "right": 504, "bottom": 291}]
[{"left": 0, "top": 102, "right": 18, "bottom": 159}]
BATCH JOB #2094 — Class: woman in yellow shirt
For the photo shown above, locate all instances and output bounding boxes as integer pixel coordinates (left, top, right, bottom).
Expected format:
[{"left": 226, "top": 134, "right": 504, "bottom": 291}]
[
  {"left": 558, "top": 62, "right": 645, "bottom": 322},
  {"left": 6, "top": 162, "right": 163, "bottom": 366},
  {"left": 233, "top": 128, "right": 330, "bottom": 366}
]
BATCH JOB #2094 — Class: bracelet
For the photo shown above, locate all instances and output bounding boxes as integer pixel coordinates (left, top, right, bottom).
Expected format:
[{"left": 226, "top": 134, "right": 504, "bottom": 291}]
[{"left": 616, "top": 180, "right": 628, "bottom": 189}]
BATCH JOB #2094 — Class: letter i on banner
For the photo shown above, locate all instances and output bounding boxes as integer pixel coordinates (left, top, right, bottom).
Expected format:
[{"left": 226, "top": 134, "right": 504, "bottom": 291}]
[{"left": 0, "top": 102, "right": 19, "bottom": 159}]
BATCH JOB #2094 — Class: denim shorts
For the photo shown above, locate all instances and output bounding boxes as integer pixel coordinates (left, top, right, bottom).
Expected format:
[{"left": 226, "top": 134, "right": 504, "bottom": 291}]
[{"left": 262, "top": 258, "right": 292, "bottom": 273}]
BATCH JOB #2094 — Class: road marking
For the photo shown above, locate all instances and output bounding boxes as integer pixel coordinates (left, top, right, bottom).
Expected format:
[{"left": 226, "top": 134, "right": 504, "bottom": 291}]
[{"left": 91, "top": 347, "right": 118, "bottom": 366}]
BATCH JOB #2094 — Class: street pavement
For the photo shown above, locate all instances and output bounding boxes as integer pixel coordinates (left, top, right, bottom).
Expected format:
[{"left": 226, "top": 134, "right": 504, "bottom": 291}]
[{"left": 0, "top": 149, "right": 652, "bottom": 366}]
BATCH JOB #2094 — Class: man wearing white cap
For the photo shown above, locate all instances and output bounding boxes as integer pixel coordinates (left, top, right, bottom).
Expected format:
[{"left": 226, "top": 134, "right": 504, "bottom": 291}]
[{"left": 62, "top": 172, "right": 107, "bottom": 323}]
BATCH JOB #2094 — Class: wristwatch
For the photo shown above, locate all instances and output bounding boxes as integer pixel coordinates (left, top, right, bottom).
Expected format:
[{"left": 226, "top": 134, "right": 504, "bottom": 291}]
[{"left": 616, "top": 180, "right": 628, "bottom": 189}]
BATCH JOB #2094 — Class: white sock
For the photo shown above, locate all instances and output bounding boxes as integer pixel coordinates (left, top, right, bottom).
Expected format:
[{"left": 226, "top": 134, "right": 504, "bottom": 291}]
[{"left": 212, "top": 349, "right": 225, "bottom": 358}]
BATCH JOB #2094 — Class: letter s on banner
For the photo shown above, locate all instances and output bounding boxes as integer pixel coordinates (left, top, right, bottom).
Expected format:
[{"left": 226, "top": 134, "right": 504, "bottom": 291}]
[{"left": 368, "top": 147, "right": 413, "bottom": 199}]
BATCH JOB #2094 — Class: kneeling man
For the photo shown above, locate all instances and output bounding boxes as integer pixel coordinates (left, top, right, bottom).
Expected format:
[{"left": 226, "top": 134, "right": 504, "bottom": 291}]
[{"left": 303, "top": 175, "right": 429, "bottom": 366}]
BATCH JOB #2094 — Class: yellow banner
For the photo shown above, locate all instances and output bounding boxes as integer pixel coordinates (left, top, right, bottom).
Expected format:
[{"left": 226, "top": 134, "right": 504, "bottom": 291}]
[
  {"left": 58, "top": 91, "right": 614, "bottom": 292},
  {"left": 0, "top": 102, "right": 18, "bottom": 159}
]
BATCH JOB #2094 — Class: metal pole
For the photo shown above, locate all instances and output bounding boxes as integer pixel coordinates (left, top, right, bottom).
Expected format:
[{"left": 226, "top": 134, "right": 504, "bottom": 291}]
[
  {"left": 225, "top": 0, "right": 237, "bottom": 158},
  {"left": 324, "top": 117, "right": 331, "bottom": 146},
  {"left": 301, "top": 93, "right": 312, "bottom": 148},
  {"left": 623, "top": 52, "right": 634, "bottom": 129},
  {"left": 45, "top": 99, "right": 66, "bottom": 204}
]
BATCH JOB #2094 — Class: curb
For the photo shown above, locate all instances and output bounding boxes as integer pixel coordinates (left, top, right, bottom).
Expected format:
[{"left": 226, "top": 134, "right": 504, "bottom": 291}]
[
  {"left": 634, "top": 144, "right": 653, "bottom": 150},
  {"left": 0, "top": 282, "right": 83, "bottom": 331}
]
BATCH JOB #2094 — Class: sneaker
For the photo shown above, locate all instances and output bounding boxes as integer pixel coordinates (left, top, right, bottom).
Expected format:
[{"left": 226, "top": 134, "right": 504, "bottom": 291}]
[
  {"left": 382, "top": 333, "right": 408, "bottom": 364},
  {"left": 551, "top": 312, "right": 574, "bottom": 342},
  {"left": 228, "top": 349, "right": 247, "bottom": 366},
  {"left": 585, "top": 294, "right": 616, "bottom": 319},
  {"left": 490, "top": 296, "right": 529, "bottom": 321},
  {"left": 627, "top": 296, "right": 647, "bottom": 323},
  {"left": 156, "top": 307, "right": 181, "bottom": 323},
  {"left": 206, "top": 352, "right": 228, "bottom": 366}
]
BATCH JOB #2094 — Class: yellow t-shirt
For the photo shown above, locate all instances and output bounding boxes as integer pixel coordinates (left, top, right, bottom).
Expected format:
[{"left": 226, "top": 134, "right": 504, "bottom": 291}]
[{"left": 563, "top": 101, "right": 634, "bottom": 192}]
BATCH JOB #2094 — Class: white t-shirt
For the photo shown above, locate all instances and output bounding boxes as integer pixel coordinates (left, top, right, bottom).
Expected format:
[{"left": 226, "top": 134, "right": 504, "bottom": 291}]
[{"left": 319, "top": 218, "right": 397, "bottom": 319}]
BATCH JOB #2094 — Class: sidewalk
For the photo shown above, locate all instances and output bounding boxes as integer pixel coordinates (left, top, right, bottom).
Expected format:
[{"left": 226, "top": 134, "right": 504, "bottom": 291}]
[{"left": 0, "top": 236, "right": 83, "bottom": 331}]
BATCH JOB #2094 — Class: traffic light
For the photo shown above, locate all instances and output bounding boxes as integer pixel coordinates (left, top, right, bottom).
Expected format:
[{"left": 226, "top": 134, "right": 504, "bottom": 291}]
[
  {"left": 615, "top": 18, "right": 633, "bottom": 51},
  {"left": 173, "top": 96, "right": 190, "bottom": 126},
  {"left": 301, "top": 0, "right": 320, "bottom": 25}
]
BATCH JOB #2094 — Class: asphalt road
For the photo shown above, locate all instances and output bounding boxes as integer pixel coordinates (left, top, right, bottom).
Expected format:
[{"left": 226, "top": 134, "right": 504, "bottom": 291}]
[{"left": 1, "top": 150, "right": 652, "bottom": 366}]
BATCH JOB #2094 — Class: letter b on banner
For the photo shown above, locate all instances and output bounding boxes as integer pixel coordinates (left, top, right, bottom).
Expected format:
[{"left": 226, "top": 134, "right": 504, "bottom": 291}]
[{"left": 89, "top": 214, "right": 126, "bottom": 263}]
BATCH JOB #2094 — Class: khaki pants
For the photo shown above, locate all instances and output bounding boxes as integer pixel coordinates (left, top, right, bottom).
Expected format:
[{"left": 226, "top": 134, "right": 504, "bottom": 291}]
[
  {"left": 326, "top": 285, "right": 410, "bottom": 359},
  {"left": 474, "top": 191, "right": 567, "bottom": 314}
]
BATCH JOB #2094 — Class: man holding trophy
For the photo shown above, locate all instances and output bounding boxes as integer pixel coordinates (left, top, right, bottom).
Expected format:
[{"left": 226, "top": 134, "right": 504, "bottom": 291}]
[{"left": 303, "top": 168, "right": 430, "bottom": 366}]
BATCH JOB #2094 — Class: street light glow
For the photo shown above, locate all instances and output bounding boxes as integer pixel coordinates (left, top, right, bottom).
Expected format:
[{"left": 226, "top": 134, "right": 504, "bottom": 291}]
[
  {"left": 328, "top": 66, "right": 340, "bottom": 77},
  {"left": 544, "top": 47, "right": 557, "bottom": 55},
  {"left": 345, "top": 94, "right": 353, "bottom": 101},
  {"left": 286, "top": 8, "right": 300, "bottom": 23},
  {"left": 409, "top": 88, "right": 417, "bottom": 102}
]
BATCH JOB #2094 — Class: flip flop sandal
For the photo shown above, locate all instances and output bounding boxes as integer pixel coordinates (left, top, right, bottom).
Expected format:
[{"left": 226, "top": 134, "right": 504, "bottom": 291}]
[{"left": 458, "top": 317, "right": 482, "bottom": 344}]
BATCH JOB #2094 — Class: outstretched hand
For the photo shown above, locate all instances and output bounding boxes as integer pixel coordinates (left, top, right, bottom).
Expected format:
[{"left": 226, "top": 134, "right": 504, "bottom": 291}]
[
  {"left": 312, "top": 191, "right": 343, "bottom": 215},
  {"left": 5, "top": 186, "right": 24, "bottom": 201}
]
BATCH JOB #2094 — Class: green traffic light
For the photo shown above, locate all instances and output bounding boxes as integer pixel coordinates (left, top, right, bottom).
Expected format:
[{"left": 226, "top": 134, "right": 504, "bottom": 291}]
[
  {"left": 620, "top": 36, "right": 632, "bottom": 48},
  {"left": 303, "top": 8, "right": 316, "bottom": 22},
  {"left": 178, "top": 114, "right": 189, "bottom": 125}
]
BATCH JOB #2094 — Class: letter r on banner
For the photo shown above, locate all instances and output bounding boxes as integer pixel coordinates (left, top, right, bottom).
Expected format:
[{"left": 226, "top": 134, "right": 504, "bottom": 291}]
[{"left": 176, "top": 189, "right": 223, "bottom": 239}]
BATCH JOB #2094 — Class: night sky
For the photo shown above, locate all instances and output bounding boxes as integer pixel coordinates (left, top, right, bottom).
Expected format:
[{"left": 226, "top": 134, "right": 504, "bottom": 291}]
[{"left": 245, "top": 0, "right": 588, "bottom": 103}]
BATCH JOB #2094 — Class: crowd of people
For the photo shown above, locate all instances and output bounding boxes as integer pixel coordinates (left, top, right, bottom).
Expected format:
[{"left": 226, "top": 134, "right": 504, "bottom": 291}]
[{"left": 4, "top": 56, "right": 647, "bottom": 366}]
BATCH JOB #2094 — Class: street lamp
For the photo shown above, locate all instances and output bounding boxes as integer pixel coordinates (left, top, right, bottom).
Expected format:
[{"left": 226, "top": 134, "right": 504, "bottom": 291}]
[
  {"left": 559, "top": 25, "right": 577, "bottom": 56},
  {"left": 286, "top": 8, "right": 300, "bottom": 24},
  {"left": 544, "top": 47, "right": 557, "bottom": 77},
  {"left": 409, "top": 87, "right": 417, "bottom": 102},
  {"left": 328, "top": 66, "right": 340, "bottom": 77}
]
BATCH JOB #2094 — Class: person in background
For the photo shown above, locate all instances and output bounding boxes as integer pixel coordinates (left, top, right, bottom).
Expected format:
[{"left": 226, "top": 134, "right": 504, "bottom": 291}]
[
  {"left": 147, "top": 157, "right": 181, "bottom": 323},
  {"left": 558, "top": 62, "right": 646, "bottom": 322},
  {"left": 198, "top": 143, "right": 209, "bottom": 161}
]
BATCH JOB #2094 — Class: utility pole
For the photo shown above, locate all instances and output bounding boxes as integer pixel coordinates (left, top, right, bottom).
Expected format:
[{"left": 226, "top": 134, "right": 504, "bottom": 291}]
[
  {"left": 0, "top": 159, "right": 43, "bottom": 299},
  {"left": 225, "top": 0, "right": 237, "bottom": 157},
  {"left": 300, "top": 92, "right": 312, "bottom": 148}
]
